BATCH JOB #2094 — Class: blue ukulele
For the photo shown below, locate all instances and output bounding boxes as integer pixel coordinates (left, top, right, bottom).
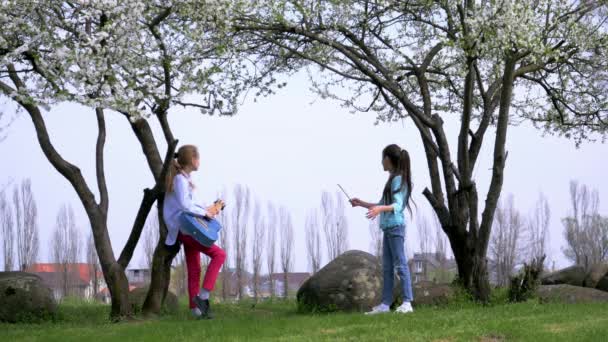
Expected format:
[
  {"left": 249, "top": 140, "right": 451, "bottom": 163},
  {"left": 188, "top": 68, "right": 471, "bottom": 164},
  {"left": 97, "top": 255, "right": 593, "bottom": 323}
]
[{"left": 179, "top": 199, "right": 226, "bottom": 247}]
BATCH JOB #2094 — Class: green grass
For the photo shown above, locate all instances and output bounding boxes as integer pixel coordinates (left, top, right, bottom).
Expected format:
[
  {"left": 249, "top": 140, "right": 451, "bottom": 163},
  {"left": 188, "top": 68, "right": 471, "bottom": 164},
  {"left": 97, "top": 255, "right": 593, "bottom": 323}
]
[{"left": 2, "top": 297, "right": 608, "bottom": 341}]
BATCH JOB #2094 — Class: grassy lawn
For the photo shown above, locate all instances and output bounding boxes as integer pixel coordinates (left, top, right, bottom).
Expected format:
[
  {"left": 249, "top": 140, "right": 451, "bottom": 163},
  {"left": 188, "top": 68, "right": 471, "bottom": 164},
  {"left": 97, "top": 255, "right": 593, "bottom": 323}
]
[{"left": 2, "top": 297, "right": 607, "bottom": 341}]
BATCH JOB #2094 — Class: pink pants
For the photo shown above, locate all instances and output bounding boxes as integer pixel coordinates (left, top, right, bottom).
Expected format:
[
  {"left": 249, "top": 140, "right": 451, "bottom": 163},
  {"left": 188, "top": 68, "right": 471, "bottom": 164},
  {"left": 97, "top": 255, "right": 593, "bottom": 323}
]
[{"left": 178, "top": 233, "right": 226, "bottom": 308}]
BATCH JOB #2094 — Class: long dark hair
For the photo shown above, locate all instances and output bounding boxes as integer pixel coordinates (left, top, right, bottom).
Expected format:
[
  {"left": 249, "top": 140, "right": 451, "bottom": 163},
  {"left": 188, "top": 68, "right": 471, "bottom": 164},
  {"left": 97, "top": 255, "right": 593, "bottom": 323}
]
[{"left": 382, "top": 144, "right": 413, "bottom": 215}]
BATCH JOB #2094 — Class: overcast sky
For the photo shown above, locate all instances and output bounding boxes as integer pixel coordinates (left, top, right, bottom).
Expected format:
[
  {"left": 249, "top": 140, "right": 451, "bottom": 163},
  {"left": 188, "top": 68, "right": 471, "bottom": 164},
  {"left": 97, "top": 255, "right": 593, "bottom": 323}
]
[{"left": 1, "top": 71, "right": 607, "bottom": 273}]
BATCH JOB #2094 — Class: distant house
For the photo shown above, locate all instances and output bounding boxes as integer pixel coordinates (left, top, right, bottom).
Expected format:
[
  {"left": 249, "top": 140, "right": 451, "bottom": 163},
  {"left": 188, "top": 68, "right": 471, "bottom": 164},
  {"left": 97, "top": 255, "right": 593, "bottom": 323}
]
[
  {"left": 126, "top": 268, "right": 151, "bottom": 288},
  {"left": 93, "top": 269, "right": 152, "bottom": 304},
  {"left": 259, "top": 273, "right": 310, "bottom": 298},
  {"left": 97, "top": 283, "right": 142, "bottom": 304},
  {"left": 33, "top": 271, "right": 89, "bottom": 300},
  {"left": 26, "top": 263, "right": 105, "bottom": 300},
  {"left": 487, "top": 260, "right": 528, "bottom": 286},
  {"left": 215, "top": 269, "right": 310, "bottom": 299},
  {"left": 408, "top": 253, "right": 457, "bottom": 284},
  {"left": 220, "top": 268, "right": 254, "bottom": 299}
]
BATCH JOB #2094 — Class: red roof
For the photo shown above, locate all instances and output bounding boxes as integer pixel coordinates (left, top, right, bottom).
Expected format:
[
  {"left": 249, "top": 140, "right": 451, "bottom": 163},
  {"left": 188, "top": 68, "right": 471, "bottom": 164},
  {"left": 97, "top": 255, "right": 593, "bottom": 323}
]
[{"left": 26, "top": 263, "right": 102, "bottom": 284}]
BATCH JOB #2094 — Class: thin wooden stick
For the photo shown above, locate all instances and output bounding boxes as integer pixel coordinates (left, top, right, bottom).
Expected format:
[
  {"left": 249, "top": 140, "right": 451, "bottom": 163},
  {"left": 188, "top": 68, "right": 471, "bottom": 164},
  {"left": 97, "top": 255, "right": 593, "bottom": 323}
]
[{"left": 337, "top": 184, "right": 352, "bottom": 201}]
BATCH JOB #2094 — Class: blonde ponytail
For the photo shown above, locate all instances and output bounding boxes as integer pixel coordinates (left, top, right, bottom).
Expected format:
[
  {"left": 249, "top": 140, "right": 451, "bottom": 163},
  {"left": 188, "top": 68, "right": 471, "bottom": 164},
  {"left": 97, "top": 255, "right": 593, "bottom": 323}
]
[{"left": 165, "top": 145, "right": 199, "bottom": 193}]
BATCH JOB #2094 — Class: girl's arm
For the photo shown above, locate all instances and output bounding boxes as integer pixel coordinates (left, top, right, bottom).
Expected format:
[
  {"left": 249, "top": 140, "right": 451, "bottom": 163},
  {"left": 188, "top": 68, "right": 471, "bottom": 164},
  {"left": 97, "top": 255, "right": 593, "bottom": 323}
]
[
  {"left": 366, "top": 205, "right": 395, "bottom": 219},
  {"left": 174, "top": 176, "right": 209, "bottom": 217},
  {"left": 367, "top": 177, "right": 407, "bottom": 219},
  {"left": 350, "top": 198, "right": 376, "bottom": 209}
]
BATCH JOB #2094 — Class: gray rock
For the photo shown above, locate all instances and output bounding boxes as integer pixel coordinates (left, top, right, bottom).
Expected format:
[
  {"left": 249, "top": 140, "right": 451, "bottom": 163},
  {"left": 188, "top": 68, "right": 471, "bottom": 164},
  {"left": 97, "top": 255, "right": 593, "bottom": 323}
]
[
  {"left": 412, "top": 281, "right": 454, "bottom": 306},
  {"left": 583, "top": 263, "right": 608, "bottom": 289},
  {"left": 538, "top": 284, "right": 608, "bottom": 304},
  {"left": 297, "top": 249, "right": 455, "bottom": 312},
  {"left": 297, "top": 250, "right": 392, "bottom": 312},
  {"left": 596, "top": 273, "right": 608, "bottom": 292},
  {"left": 129, "top": 285, "right": 179, "bottom": 314},
  {"left": 0, "top": 272, "right": 57, "bottom": 323},
  {"left": 541, "top": 266, "right": 586, "bottom": 286}
]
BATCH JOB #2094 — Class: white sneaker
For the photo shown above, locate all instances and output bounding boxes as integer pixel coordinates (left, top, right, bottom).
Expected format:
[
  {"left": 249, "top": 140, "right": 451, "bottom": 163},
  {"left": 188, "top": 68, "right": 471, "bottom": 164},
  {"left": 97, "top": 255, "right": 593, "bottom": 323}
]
[
  {"left": 395, "top": 302, "right": 414, "bottom": 314},
  {"left": 365, "top": 303, "right": 390, "bottom": 315},
  {"left": 191, "top": 307, "right": 202, "bottom": 318}
]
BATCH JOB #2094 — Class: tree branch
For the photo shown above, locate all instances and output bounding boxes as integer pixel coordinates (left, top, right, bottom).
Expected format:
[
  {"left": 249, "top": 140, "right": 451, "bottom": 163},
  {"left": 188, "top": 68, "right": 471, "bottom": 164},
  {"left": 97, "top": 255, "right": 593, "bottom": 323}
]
[
  {"left": 117, "top": 139, "right": 178, "bottom": 268},
  {"left": 95, "top": 108, "right": 108, "bottom": 214},
  {"left": 478, "top": 57, "right": 517, "bottom": 255},
  {"left": 128, "top": 117, "right": 163, "bottom": 181},
  {"left": 3, "top": 65, "right": 100, "bottom": 214}
]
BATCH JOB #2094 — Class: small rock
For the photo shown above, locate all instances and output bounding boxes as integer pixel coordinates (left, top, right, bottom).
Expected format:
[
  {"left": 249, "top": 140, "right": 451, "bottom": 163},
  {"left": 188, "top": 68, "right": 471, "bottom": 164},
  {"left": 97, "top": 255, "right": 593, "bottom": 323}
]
[
  {"left": 412, "top": 281, "right": 454, "bottom": 306},
  {"left": 128, "top": 285, "right": 179, "bottom": 314}
]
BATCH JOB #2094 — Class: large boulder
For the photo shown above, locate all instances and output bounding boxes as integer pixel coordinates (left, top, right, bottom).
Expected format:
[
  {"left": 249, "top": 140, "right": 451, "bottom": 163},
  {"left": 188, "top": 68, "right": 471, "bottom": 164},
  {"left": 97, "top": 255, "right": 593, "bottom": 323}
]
[
  {"left": 538, "top": 284, "right": 608, "bottom": 304},
  {"left": 583, "top": 263, "right": 608, "bottom": 289},
  {"left": 412, "top": 281, "right": 454, "bottom": 306},
  {"left": 596, "top": 273, "right": 608, "bottom": 292},
  {"left": 297, "top": 250, "right": 393, "bottom": 312},
  {"left": 297, "top": 250, "right": 454, "bottom": 312},
  {"left": 0, "top": 272, "right": 57, "bottom": 323},
  {"left": 541, "top": 266, "right": 586, "bottom": 286},
  {"left": 129, "top": 286, "right": 179, "bottom": 314}
]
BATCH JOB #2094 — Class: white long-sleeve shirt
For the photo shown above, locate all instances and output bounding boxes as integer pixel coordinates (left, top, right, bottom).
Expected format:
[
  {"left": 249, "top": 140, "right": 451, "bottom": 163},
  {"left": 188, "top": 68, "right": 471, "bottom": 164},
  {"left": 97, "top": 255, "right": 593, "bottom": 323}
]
[{"left": 163, "top": 173, "right": 207, "bottom": 246}]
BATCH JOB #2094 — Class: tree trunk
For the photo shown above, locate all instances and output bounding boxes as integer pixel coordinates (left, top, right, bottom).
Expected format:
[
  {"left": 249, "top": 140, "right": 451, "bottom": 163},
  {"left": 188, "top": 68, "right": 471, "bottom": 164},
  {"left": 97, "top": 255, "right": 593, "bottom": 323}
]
[
  {"left": 423, "top": 58, "right": 516, "bottom": 303},
  {"left": 127, "top": 116, "right": 181, "bottom": 315},
  {"left": 221, "top": 268, "right": 229, "bottom": 301},
  {"left": 104, "top": 262, "right": 131, "bottom": 320},
  {"left": 62, "top": 265, "right": 68, "bottom": 299},
  {"left": 447, "top": 227, "right": 491, "bottom": 301},
  {"left": 269, "top": 277, "right": 275, "bottom": 299},
  {"left": 283, "top": 273, "right": 288, "bottom": 299},
  {"left": 253, "top": 271, "right": 258, "bottom": 302},
  {"left": 142, "top": 196, "right": 180, "bottom": 315},
  {"left": 472, "top": 254, "right": 491, "bottom": 301},
  {"left": 142, "top": 239, "right": 180, "bottom": 315},
  {"left": 90, "top": 219, "right": 133, "bottom": 320},
  {"left": 0, "top": 70, "right": 134, "bottom": 320}
]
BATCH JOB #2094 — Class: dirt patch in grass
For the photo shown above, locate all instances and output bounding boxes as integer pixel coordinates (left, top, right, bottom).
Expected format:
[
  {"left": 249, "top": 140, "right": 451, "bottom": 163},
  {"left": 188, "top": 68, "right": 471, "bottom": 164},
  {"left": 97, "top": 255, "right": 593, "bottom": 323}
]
[
  {"left": 544, "top": 318, "right": 608, "bottom": 335},
  {"left": 478, "top": 333, "right": 505, "bottom": 342},
  {"left": 319, "top": 328, "right": 339, "bottom": 334},
  {"left": 544, "top": 323, "right": 570, "bottom": 334}
]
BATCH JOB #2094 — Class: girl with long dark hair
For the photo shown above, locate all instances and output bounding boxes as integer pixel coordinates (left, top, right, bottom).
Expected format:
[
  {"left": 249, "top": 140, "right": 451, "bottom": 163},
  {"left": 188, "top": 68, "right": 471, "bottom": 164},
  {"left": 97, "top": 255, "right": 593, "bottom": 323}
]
[{"left": 350, "top": 144, "right": 414, "bottom": 314}]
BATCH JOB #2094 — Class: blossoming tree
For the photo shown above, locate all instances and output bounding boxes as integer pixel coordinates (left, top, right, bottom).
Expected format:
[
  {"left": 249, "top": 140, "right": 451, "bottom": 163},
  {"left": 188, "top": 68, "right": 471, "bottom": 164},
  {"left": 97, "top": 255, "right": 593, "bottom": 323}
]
[
  {"left": 234, "top": 0, "right": 608, "bottom": 300},
  {"left": 1, "top": 0, "right": 279, "bottom": 318}
]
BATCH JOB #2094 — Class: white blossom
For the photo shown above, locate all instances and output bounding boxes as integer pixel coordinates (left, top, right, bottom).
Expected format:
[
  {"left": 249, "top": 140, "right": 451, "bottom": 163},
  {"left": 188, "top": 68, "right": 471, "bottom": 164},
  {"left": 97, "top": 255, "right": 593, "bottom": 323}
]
[{"left": 1, "top": 0, "right": 278, "bottom": 118}]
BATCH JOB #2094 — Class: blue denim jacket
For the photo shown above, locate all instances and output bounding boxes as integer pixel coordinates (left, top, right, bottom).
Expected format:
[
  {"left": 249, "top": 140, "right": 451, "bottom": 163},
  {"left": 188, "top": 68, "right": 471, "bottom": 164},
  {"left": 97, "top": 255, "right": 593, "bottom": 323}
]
[{"left": 378, "top": 175, "right": 408, "bottom": 230}]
